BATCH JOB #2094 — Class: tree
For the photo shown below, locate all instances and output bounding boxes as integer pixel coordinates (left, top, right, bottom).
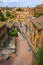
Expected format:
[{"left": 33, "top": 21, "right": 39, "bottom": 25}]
[
  {"left": 34, "top": 12, "right": 43, "bottom": 17},
  {"left": 6, "top": 11, "right": 14, "bottom": 19},
  {"left": 38, "top": 13, "right": 43, "bottom": 17},
  {"left": 27, "top": 6, "right": 29, "bottom": 8},
  {"left": 16, "top": 8, "right": 23, "bottom": 11},
  {"left": 6, "top": 11, "right": 11, "bottom": 17},
  {"left": 0, "top": 10, "right": 5, "bottom": 21},
  {"left": 34, "top": 12, "right": 39, "bottom": 17},
  {"left": 37, "top": 39, "right": 43, "bottom": 65},
  {"left": 10, "top": 29, "right": 18, "bottom": 37}
]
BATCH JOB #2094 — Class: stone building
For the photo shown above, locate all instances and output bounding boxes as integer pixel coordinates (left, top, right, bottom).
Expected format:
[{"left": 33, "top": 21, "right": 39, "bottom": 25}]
[
  {"left": 29, "top": 8, "right": 35, "bottom": 16},
  {"left": 29, "top": 17, "right": 43, "bottom": 49},
  {"left": 29, "top": 4, "right": 43, "bottom": 16},
  {"left": 0, "top": 22, "right": 8, "bottom": 47},
  {"left": 35, "top": 4, "right": 43, "bottom": 13}
]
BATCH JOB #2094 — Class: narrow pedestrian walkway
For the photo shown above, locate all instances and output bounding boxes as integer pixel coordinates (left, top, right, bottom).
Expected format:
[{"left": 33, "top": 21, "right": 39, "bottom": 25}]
[
  {"left": 12, "top": 33, "right": 32, "bottom": 65},
  {"left": 0, "top": 33, "right": 32, "bottom": 65}
]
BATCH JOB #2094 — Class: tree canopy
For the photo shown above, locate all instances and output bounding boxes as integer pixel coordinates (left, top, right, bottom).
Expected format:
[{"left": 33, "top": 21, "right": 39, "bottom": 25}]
[
  {"left": 37, "top": 39, "right": 43, "bottom": 65},
  {"left": 0, "top": 10, "right": 5, "bottom": 21}
]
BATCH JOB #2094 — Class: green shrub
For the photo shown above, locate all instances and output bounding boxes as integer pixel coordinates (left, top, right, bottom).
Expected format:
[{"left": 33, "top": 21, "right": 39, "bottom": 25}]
[
  {"left": 36, "top": 39, "right": 43, "bottom": 65},
  {"left": 0, "top": 10, "right": 5, "bottom": 21},
  {"left": 34, "top": 12, "right": 43, "bottom": 17},
  {"left": 6, "top": 11, "right": 11, "bottom": 17},
  {"left": 16, "top": 8, "right": 23, "bottom": 11},
  {"left": 10, "top": 15, "right": 14, "bottom": 18},
  {"left": 10, "top": 30, "right": 18, "bottom": 37}
]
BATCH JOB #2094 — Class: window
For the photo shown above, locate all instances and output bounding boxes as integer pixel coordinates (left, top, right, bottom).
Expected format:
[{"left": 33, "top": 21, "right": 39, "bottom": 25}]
[
  {"left": 38, "top": 30, "right": 41, "bottom": 35},
  {"left": 0, "top": 36, "right": 1, "bottom": 42},
  {"left": 0, "top": 35, "right": 3, "bottom": 42}
]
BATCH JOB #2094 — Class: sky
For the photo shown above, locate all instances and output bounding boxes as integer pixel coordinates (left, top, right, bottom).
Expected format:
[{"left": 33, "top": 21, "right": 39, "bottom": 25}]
[{"left": 0, "top": 0, "right": 43, "bottom": 7}]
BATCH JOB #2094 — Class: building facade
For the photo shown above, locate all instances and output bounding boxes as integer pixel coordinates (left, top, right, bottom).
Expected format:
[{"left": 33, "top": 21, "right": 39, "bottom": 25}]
[
  {"left": 29, "top": 17, "right": 43, "bottom": 49},
  {"left": 29, "top": 4, "right": 43, "bottom": 16},
  {"left": 35, "top": 4, "right": 43, "bottom": 13},
  {"left": 29, "top": 8, "right": 35, "bottom": 16},
  {"left": 0, "top": 22, "right": 8, "bottom": 48}
]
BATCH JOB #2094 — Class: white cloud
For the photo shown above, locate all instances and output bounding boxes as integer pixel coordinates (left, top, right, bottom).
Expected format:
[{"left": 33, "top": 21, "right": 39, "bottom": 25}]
[
  {"left": 3, "top": 0, "right": 7, "bottom": 3},
  {"left": 0, "top": 0, "right": 43, "bottom": 3},
  {"left": 0, "top": 0, "right": 7, "bottom": 2},
  {"left": 13, "top": 0, "right": 21, "bottom": 2},
  {"left": 0, "top": 0, "right": 30, "bottom": 3},
  {"left": 0, "top": 0, "right": 43, "bottom": 7},
  {"left": 0, "top": 0, "right": 21, "bottom": 3}
]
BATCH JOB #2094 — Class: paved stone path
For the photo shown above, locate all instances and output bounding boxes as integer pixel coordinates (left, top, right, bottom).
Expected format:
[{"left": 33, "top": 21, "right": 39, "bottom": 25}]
[{"left": 0, "top": 33, "right": 32, "bottom": 65}]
